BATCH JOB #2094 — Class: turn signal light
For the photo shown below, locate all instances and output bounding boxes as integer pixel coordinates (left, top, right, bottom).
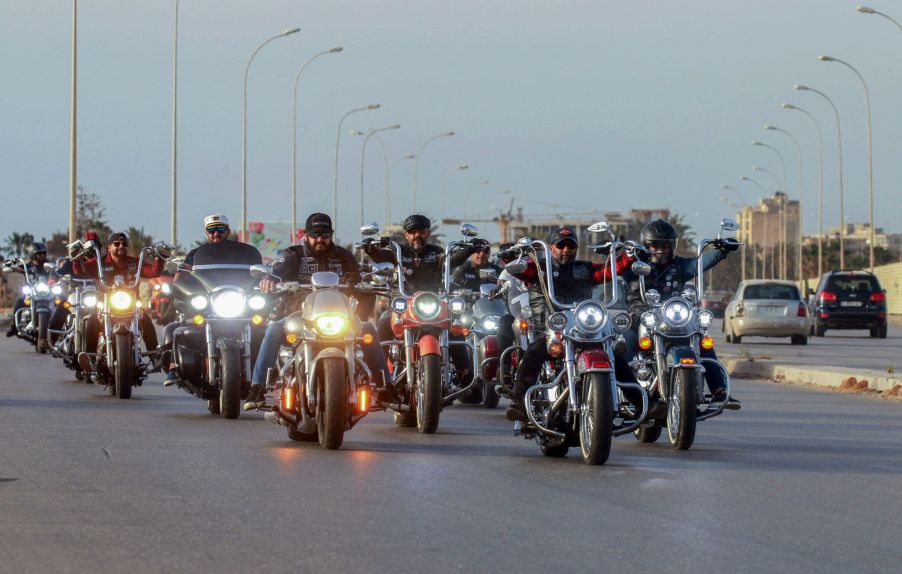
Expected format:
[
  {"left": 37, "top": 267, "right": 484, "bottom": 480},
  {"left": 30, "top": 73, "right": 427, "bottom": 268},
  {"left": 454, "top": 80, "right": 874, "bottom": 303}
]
[
  {"left": 548, "top": 341, "right": 565, "bottom": 358},
  {"left": 285, "top": 333, "right": 299, "bottom": 345},
  {"left": 24, "top": 297, "right": 31, "bottom": 306},
  {"left": 192, "top": 315, "right": 205, "bottom": 325},
  {"left": 680, "top": 358, "right": 696, "bottom": 365},
  {"left": 63, "top": 301, "right": 72, "bottom": 309},
  {"left": 357, "top": 388, "right": 369, "bottom": 412},
  {"left": 519, "top": 319, "right": 530, "bottom": 332},
  {"left": 638, "top": 337, "right": 652, "bottom": 350},
  {"left": 251, "top": 314, "right": 264, "bottom": 325},
  {"left": 362, "top": 332, "right": 374, "bottom": 345},
  {"left": 283, "top": 386, "right": 294, "bottom": 412},
  {"left": 701, "top": 336, "right": 715, "bottom": 350},
  {"left": 54, "top": 297, "right": 63, "bottom": 305}
]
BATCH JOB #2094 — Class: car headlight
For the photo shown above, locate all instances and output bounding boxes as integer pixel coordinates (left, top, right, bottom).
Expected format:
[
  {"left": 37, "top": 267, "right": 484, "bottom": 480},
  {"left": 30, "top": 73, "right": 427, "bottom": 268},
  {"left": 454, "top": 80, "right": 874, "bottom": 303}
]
[
  {"left": 574, "top": 301, "right": 606, "bottom": 333},
  {"left": 191, "top": 295, "right": 209, "bottom": 310},
  {"left": 51, "top": 285, "right": 63, "bottom": 295},
  {"left": 391, "top": 297, "right": 408, "bottom": 313},
  {"left": 613, "top": 313, "right": 632, "bottom": 332},
  {"left": 21, "top": 285, "right": 32, "bottom": 295},
  {"left": 698, "top": 310, "right": 714, "bottom": 329},
  {"left": 548, "top": 312, "right": 568, "bottom": 331},
  {"left": 110, "top": 290, "right": 134, "bottom": 311},
  {"left": 211, "top": 290, "right": 245, "bottom": 318},
  {"left": 641, "top": 311, "right": 657, "bottom": 328},
  {"left": 82, "top": 294, "right": 98, "bottom": 308},
  {"left": 449, "top": 297, "right": 466, "bottom": 314},
  {"left": 662, "top": 298, "right": 692, "bottom": 327},
  {"left": 248, "top": 294, "right": 266, "bottom": 311},
  {"left": 412, "top": 293, "right": 441, "bottom": 321},
  {"left": 34, "top": 283, "right": 50, "bottom": 295},
  {"left": 315, "top": 314, "right": 347, "bottom": 337},
  {"left": 161, "top": 283, "right": 172, "bottom": 294},
  {"left": 482, "top": 315, "right": 500, "bottom": 332}
]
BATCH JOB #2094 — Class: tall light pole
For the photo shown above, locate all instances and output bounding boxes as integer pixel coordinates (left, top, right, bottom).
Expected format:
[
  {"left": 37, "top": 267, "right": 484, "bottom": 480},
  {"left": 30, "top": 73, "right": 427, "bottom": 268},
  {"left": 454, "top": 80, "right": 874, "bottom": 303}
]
[
  {"left": 291, "top": 46, "right": 342, "bottom": 241},
  {"left": 411, "top": 131, "right": 454, "bottom": 212},
  {"left": 358, "top": 125, "right": 401, "bottom": 227},
  {"left": 753, "top": 140, "right": 789, "bottom": 277},
  {"left": 783, "top": 102, "right": 825, "bottom": 277},
  {"left": 857, "top": 5, "right": 902, "bottom": 32},
  {"left": 740, "top": 176, "right": 771, "bottom": 279},
  {"left": 765, "top": 124, "right": 804, "bottom": 282},
  {"left": 722, "top": 184, "right": 747, "bottom": 280},
  {"left": 170, "top": 0, "right": 179, "bottom": 247},
  {"left": 820, "top": 54, "right": 875, "bottom": 271},
  {"left": 439, "top": 165, "right": 469, "bottom": 235},
  {"left": 332, "top": 104, "right": 380, "bottom": 231},
  {"left": 464, "top": 180, "right": 491, "bottom": 220},
  {"left": 795, "top": 84, "right": 846, "bottom": 270},
  {"left": 384, "top": 153, "right": 415, "bottom": 230},
  {"left": 68, "top": 0, "right": 78, "bottom": 242},
  {"left": 241, "top": 27, "right": 300, "bottom": 242},
  {"left": 752, "top": 165, "right": 782, "bottom": 279}
]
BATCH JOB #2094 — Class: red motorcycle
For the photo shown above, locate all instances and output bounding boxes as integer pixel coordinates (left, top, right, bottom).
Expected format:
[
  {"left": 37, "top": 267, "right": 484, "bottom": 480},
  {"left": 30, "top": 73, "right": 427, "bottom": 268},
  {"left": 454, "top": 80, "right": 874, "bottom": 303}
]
[{"left": 149, "top": 273, "right": 175, "bottom": 325}]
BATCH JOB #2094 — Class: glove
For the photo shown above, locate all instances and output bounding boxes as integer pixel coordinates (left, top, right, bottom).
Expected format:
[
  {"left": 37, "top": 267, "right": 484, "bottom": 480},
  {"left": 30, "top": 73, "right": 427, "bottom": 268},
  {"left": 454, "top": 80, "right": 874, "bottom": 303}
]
[
  {"left": 471, "top": 238, "right": 490, "bottom": 249},
  {"left": 718, "top": 238, "right": 740, "bottom": 252},
  {"left": 361, "top": 238, "right": 377, "bottom": 255},
  {"left": 156, "top": 244, "right": 173, "bottom": 259}
]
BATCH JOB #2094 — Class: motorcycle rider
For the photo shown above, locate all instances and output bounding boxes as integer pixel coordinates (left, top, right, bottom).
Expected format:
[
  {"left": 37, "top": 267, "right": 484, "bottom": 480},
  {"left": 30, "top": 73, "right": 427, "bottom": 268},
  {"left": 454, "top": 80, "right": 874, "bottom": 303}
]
[
  {"left": 175, "top": 214, "right": 231, "bottom": 278},
  {"left": 47, "top": 232, "right": 103, "bottom": 339},
  {"left": 450, "top": 244, "right": 500, "bottom": 292},
  {"left": 504, "top": 227, "right": 609, "bottom": 422},
  {"left": 6, "top": 242, "right": 51, "bottom": 337},
  {"left": 607, "top": 218, "right": 740, "bottom": 408},
  {"left": 74, "top": 231, "right": 166, "bottom": 357},
  {"left": 244, "top": 213, "right": 389, "bottom": 409}
]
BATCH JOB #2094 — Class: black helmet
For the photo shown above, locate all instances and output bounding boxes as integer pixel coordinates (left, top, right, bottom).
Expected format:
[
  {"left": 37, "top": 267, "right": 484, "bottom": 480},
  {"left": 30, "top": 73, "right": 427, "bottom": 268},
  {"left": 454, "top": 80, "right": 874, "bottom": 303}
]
[
  {"left": 640, "top": 219, "right": 678, "bottom": 248},
  {"left": 403, "top": 214, "right": 431, "bottom": 232},
  {"left": 31, "top": 242, "right": 47, "bottom": 255}
]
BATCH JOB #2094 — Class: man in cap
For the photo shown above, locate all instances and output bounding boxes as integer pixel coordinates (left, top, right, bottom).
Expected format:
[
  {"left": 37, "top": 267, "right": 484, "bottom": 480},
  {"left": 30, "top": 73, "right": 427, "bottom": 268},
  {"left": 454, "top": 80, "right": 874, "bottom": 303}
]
[
  {"left": 451, "top": 243, "right": 500, "bottom": 292},
  {"left": 175, "top": 215, "right": 232, "bottom": 279},
  {"left": 244, "top": 213, "right": 388, "bottom": 409}
]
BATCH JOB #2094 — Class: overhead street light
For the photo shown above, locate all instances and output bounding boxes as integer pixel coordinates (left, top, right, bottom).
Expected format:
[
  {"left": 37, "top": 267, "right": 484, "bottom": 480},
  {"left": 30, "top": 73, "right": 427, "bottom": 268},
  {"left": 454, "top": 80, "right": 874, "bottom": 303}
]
[
  {"left": 783, "top": 102, "right": 825, "bottom": 278},
  {"left": 439, "top": 164, "right": 469, "bottom": 235},
  {"left": 358, "top": 124, "right": 401, "bottom": 227},
  {"left": 856, "top": 5, "right": 902, "bottom": 32},
  {"left": 332, "top": 104, "right": 380, "bottom": 230},
  {"left": 764, "top": 124, "right": 804, "bottom": 282},
  {"left": 241, "top": 26, "right": 301, "bottom": 241},
  {"left": 411, "top": 131, "right": 454, "bottom": 212},
  {"left": 752, "top": 140, "right": 789, "bottom": 277},
  {"left": 384, "top": 153, "right": 415, "bottom": 230},
  {"left": 740, "top": 176, "right": 772, "bottom": 279}
]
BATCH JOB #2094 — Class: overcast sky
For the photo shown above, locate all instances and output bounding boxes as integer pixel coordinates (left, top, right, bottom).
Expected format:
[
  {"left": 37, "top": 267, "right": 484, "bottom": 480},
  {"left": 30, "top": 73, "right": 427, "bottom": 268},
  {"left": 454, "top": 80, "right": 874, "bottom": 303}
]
[{"left": 1, "top": 0, "right": 900, "bottom": 247}]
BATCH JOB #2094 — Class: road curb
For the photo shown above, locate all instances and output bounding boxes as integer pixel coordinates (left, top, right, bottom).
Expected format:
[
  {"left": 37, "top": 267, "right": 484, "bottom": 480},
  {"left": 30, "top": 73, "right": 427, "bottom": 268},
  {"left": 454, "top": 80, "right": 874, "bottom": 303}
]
[{"left": 723, "top": 358, "right": 902, "bottom": 393}]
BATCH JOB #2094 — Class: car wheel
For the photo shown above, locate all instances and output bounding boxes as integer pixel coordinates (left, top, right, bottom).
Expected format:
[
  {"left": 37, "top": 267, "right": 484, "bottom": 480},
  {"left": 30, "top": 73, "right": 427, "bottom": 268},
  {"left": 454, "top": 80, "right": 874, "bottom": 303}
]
[
  {"left": 791, "top": 335, "right": 808, "bottom": 345},
  {"left": 814, "top": 322, "right": 826, "bottom": 337}
]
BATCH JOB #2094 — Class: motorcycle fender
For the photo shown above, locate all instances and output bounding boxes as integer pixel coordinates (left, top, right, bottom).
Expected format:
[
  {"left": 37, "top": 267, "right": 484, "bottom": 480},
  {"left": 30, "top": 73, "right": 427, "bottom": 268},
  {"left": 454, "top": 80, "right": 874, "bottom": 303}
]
[
  {"left": 417, "top": 334, "right": 441, "bottom": 357},
  {"left": 480, "top": 336, "right": 500, "bottom": 380},
  {"left": 308, "top": 347, "right": 351, "bottom": 388},
  {"left": 575, "top": 348, "right": 613, "bottom": 374},
  {"left": 482, "top": 335, "right": 500, "bottom": 358},
  {"left": 666, "top": 345, "right": 700, "bottom": 368}
]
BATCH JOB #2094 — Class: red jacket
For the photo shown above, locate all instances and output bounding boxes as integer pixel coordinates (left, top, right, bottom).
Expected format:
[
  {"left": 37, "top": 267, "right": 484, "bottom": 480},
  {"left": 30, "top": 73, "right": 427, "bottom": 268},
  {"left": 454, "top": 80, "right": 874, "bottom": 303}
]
[{"left": 73, "top": 252, "right": 163, "bottom": 285}]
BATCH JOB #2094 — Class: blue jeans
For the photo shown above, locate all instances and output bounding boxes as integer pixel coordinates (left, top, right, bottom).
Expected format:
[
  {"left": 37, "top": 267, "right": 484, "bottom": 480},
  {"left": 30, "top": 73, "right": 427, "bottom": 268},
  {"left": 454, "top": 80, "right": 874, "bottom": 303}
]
[{"left": 251, "top": 320, "right": 390, "bottom": 388}]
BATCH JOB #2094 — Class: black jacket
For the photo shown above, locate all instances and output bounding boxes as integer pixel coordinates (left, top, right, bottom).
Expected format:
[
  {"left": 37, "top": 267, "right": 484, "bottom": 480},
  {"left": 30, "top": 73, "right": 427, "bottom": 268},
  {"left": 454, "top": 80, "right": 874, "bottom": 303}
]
[
  {"left": 272, "top": 242, "right": 360, "bottom": 284},
  {"left": 369, "top": 243, "right": 474, "bottom": 293},
  {"left": 451, "top": 259, "right": 500, "bottom": 292},
  {"left": 620, "top": 250, "right": 726, "bottom": 314}
]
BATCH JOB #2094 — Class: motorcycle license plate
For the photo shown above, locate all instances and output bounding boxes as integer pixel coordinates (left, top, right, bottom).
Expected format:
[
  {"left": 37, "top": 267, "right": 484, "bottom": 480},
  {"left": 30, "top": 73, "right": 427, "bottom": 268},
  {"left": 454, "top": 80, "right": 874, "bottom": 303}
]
[{"left": 841, "top": 301, "right": 863, "bottom": 307}]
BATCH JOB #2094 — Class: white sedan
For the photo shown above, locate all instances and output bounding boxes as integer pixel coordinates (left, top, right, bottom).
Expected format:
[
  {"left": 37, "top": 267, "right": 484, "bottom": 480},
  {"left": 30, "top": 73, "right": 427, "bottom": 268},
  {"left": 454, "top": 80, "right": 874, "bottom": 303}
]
[{"left": 723, "top": 280, "right": 810, "bottom": 345}]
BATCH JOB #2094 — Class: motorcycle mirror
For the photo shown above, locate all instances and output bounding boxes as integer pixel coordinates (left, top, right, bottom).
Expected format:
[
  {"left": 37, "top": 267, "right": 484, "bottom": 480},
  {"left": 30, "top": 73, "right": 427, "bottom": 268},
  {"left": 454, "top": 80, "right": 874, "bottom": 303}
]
[
  {"left": 43, "top": 263, "right": 55, "bottom": 273},
  {"left": 82, "top": 240, "right": 96, "bottom": 252},
  {"left": 505, "top": 260, "right": 527, "bottom": 275},
  {"left": 631, "top": 261, "right": 652, "bottom": 276},
  {"left": 479, "top": 283, "right": 496, "bottom": 298},
  {"left": 587, "top": 221, "right": 610, "bottom": 234},
  {"left": 360, "top": 222, "right": 380, "bottom": 237},
  {"left": 516, "top": 236, "right": 532, "bottom": 246},
  {"left": 460, "top": 223, "right": 479, "bottom": 238},
  {"left": 478, "top": 268, "right": 498, "bottom": 282},
  {"left": 249, "top": 264, "right": 275, "bottom": 280},
  {"left": 720, "top": 218, "right": 740, "bottom": 232},
  {"left": 1, "top": 265, "right": 11, "bottom": 273}
]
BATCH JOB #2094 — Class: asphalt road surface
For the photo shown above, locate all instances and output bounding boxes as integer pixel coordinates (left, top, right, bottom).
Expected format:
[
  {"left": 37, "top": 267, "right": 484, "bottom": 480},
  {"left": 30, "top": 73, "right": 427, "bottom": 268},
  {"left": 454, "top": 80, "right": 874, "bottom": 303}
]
[
  {"left": 714, "top": 322, "right": 902, "bottom": 371},
  {"left": 1, "top": 335, "right": 900, "bottom": 573}
]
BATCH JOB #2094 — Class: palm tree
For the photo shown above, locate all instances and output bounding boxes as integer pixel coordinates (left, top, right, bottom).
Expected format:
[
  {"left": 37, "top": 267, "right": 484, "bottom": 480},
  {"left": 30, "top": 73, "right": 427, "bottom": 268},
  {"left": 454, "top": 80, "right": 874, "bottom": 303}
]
[
  {"left": 125, "top": 227, "right": 155, "bottom": 253},
  {"left": 3, "top": 232, "right": 34, "bottom": 259}
]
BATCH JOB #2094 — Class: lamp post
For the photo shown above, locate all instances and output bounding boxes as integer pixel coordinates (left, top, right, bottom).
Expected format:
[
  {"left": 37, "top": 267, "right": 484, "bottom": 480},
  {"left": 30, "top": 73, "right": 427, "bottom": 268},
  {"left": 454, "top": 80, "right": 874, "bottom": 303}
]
[
  {"left": 68, "top": 0, "right": 78, "bottom": 242},
  {"left": 171, "top": 0, "right": 179, "bottom": 247},
  {"left": 740, "top": 176, "right": 771, "bottom": 279},
  {"left": 332, "top": 104, "right": 380, "bottom": 231},
  {"left": 795, "top": 85, "right": 846, "bottom": 270},
  {"left": 438, "top": 165, "right": 469, "bottom": 236},
  {"left": 722, "top": 184, "right": 747, "bottom": 280},
  {"left": 783, "top": 102, "right": 825, "bottom": 277},
  {"left": 753, "top": 140, "right": 789, "bottom": 277},
  {"left": 358, "top": 125, "right": 401, "bottom": 227},
  {"left": 411, "top": 131, "right": 454, "bottom": 212},
  {"left": 857, "top": 5, "right": 902, "bottom": 31},
  {"left": 384, "top": 153, "right": 415, "bottom": 230},
  {"left": 765, "top": 124, "right": 804, "bottom": 282},
  {"left": 291, "top": 47, "right": 342, "bottom": 240},
  {"left": 241, "top": 27, "right": 300, "bottom": 242},
  {"left": 752, "top": 165, "right": 782, "bottom": 279},
  {"left": 819, "top": 54, "right": 875, "bottom": 271},
  {"left": 464, "top": 180, "right": 491, "bottom": 220}
]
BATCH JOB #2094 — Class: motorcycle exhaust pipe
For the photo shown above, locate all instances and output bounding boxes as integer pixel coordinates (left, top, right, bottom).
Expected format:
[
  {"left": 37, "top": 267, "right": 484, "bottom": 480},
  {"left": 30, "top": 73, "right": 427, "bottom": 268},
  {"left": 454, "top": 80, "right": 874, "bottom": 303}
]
[{"left": 377, "top": 401, "right": 412, "bottom": 412}]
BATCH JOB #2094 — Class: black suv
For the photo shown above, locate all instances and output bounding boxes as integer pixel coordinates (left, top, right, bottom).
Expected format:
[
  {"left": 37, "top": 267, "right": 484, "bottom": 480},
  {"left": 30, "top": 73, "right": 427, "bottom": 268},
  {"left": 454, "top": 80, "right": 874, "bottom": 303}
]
[{"left": 809, "top": 270, "right": 887, "bottom": 338}]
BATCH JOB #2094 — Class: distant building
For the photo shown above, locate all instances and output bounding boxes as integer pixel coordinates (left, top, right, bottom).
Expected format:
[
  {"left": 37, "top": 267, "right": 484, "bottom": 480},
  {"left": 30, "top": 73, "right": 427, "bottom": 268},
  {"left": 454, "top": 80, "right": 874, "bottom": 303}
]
[{"left": 736, "top": 192, "right": 800, "bottom": 279}]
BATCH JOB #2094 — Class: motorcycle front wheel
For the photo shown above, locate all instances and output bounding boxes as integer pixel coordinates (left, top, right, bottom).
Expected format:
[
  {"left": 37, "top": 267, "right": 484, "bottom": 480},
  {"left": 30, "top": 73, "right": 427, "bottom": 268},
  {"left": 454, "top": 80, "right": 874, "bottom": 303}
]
[
  {"left": 416, "top": 354, "right": 442, "bottom": 434},
  {"left": 35, "top": 313, "right": 48, "bottom": 354},
  {"left": 667, "top": 369, "right": 697, "bottom": 450},
  {"left": 220, "top": 346, "right": 242, "bottom": 419},
  {"left": 317, "top": 357, "right": 348, "bottom": 449},
  {"left": 114, "top": 332, "right": 133, "bottom": 399},
  {"left": 579, "top": 373, "right": 613, "bottom": 465}
]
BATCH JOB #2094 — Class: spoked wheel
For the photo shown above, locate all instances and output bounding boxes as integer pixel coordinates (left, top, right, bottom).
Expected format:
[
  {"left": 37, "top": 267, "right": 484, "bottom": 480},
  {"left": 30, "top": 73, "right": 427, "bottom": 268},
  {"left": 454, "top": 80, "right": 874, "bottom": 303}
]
[
  {"left": 316, "top": 358, "right": 347, "bottom": 450},
  {"left": 415, "top": 354, "right": 442, "bottom": 434},
  {"left": 113, "top": 332, "right": 133, "bottom": 399},
  {"left": 667, "top": 369, "right": 697, "bottom": 450},
  {"left": 579, "top": 373, "right": 613, "bottom": 465}
]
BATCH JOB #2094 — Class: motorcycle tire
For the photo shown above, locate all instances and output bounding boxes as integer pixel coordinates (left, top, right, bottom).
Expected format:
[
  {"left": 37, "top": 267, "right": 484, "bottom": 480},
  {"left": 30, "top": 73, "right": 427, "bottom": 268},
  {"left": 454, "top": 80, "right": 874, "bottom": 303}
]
[
  {"left": 634, "top": 422, "right": 662, "bottom": 443},
  {"left": 482, "top": 378, "right": 500, "bottom": 409},
  {"left": 207, "top": 399, "right": 221, "bottom": 415},
  {"left": 288, "top": 427, "right": 318, "bottom": 442},
  {"left": 394, "top": 411, "right": 417, "bottom": 428},
  {"left": 579, "top": 373, "right": 613, "bottom": 465},
  {"left": 416, "top": 354, "right": 442, "bottom": 434},
  {"left": 457, "top": 387, "right": 483, "bottom": 405},
  {"left": 36, "top": 313, "right": 48, "bottom": 354},
  {"left": 220, "top": 347, "right": 242, "bottom": 420},
  {"left": 540, "top": 442, "right": 569, "bottom": 458},
  {"left": 114, "top": 332, "right": 133, "bottom": 399},
  {"left": 666, "top": 369, "right": 697, "bottom": 450},
  {"left": 317, "top": 357, "right": 347, "bottom": 450}
]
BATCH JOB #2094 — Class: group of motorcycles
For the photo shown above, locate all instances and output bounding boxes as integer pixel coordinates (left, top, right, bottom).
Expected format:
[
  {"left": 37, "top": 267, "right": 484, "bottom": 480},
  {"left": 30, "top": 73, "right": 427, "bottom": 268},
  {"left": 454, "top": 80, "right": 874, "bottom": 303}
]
[{"left": 3, "top": 218, "right": 741, "bottom": 465}]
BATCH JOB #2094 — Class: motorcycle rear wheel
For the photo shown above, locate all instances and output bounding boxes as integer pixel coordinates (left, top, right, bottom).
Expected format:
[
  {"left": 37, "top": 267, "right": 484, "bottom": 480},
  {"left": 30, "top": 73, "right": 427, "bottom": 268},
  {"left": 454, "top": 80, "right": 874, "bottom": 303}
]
[
  {"left": 667, "top": 369, "right": 697, "bottom": 450},
  {"left": 220, "top": 346, "right": 242, "bottom": 419},
  {"left": 416, "top": 354, "right": 442, "bottom": 434},
  {"left": 482, "top": 378, "right": 500, "bottom": 409},
  {"left": 114, "top": 332, "right": 133, "bottom": 399},
  {"left": 579, "top": 373, "right": 613, "bottom": 465},
  {"left": 317, "top": 358, "right": 348, "bottom": 449}
]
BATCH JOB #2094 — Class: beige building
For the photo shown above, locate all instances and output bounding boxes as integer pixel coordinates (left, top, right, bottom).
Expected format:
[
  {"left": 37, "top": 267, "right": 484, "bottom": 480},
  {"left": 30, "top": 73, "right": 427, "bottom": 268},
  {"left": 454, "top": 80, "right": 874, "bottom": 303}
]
[{"left": 736, "top": 192, "right": 799, "bottom": 279}]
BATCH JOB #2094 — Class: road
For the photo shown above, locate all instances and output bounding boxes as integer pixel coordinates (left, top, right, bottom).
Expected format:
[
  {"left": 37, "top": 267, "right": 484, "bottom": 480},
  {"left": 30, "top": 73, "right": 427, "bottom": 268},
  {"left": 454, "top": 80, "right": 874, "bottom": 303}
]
[
  {"left": 1, "top": 335, "right": 900, "bottom": 573},
  {"left": 713, "top": 322, "right": 902, "bottom": 371}
]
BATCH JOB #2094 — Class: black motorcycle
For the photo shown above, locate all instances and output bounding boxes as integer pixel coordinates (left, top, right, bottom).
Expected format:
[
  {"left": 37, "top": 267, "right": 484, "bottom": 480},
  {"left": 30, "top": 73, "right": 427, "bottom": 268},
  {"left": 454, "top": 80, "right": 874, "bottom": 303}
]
[
  {"left": 2, "top": 258, "right": 58, "bottom": 353},
  {"left": 51, "top": 276, "right": 97, "bottom": 381}
]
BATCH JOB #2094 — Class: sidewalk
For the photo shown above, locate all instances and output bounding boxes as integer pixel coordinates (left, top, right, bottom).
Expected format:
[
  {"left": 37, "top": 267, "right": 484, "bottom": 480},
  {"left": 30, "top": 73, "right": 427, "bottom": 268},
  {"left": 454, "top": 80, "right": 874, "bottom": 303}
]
[{"left": 725, "top": 358, "right": 902, "bottom": 397}]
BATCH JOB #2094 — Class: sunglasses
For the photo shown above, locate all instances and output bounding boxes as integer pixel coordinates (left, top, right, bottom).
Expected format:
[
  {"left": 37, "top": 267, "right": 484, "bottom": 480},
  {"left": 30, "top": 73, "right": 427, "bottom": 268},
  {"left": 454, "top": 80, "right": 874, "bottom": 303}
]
[
  {"left": 308, "top": 231, "right": 332, "bottom": 239},
  {"left": 647, "top": 240, "right": 672, "bottom": 249},
  {"left": 111, "top": 241, "right": 128, "bottom": 247},
  {"left": 206, "top": 226, "right": 229, "bottom": 235},
  {"left": 554, "top": 240, "right": 578, "bottom": 250}
]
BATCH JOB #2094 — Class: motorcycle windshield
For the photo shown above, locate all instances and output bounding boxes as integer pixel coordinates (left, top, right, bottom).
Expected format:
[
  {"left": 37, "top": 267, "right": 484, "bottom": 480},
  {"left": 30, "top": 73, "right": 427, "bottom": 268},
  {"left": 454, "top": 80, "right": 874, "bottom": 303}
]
[
  {"left": 175, "top": 241, "right": 263, "bottom": 296},
  {"left": 472, "top": 297, "right": 507, "bottom": 319}
]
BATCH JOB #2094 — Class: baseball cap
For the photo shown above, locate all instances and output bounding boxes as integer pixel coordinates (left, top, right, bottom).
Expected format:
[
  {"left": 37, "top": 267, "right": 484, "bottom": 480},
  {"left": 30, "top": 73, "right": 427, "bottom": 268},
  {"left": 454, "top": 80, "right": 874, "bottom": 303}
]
[
  {"left": 548, "top": 226, "right": 578, "bottom": 246},
  {"left": 305, "top": 213, "right": 333, "bottom": 233}
]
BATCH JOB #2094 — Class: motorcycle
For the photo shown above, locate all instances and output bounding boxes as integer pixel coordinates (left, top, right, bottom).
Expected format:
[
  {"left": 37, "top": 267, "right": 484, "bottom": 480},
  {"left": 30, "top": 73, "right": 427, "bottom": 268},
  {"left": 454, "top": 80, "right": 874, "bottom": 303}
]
[
  {"left": 253, "top": 267, "right": 384, "bottom": 449},
  {"left": 500, "top": 224, "right": 649, "bottom": 465},
  {"left": 453, "top": 276, "right": 507, "bottom": 409},
  {"left": 72, "top": 239, "right": 171, "bottom": 399},
  {"left": 50, "top": 276, "right": 97, "bottom": 382},
  {"left": 167, "top": 241, "right": 265, "bottom": 418},
  {"left": 358, "top": 222, "right": 482, "bottom": 434},
  {"left": 149, "top": 273, "right": 176, "bottom": 325},
  {"left": 622, "top": 219, "right": 741, "bottom": 450},
  {"left": 2, "top": 258, "right": 57, "bottom": 353}
]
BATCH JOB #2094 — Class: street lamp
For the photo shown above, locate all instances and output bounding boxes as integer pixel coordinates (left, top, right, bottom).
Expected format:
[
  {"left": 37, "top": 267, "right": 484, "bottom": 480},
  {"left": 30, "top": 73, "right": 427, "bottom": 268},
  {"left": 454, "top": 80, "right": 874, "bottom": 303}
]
[
  {"left": 171, "top": 0, "right": 179, "bottom": 247},
  {"left": 795, "top": 84, "right": 846, "bottom": 269},
  {"left": 752, "top": 140, "right": 789, "bottom": 277},
  {"left": 332, "top": 104, "right": 380, "bottom": 231},
  {"left": 241, "top": 26, "right": 301, "bottom": 241},
  {"left": 68, "top": 0, "right": 78, "bottom": 242},
  {"left": 464, "top": 180, "right": 491, "bottom": 219},
  {"left": 411, "top": 131, "right": 454, "bottom": 212},
  {"left": 384, "top": 153, "right": 415, "bottom": 230},
  {"left": 857, "top": 5, "right": 902, "bottom": 32},
  {"left": 740, "top": 176, "right": 771, "bottom": 279},
  {"left": 358, "top": 124, "right": 401, "bottom": 227},
  {"left": 291, "top": 46, "right": 343, "bottom": 240},
  {"left": 820, "top": 54, "right": 875, "bottom": 271},
  {"left": 783, "top": 102, "right": 825, "bottom": 278},
  {"left": 721, "top": 184, "right": 747, "bottom": 280},
  {"left": 439, "top": 165, "right": 469, "bottom": 235},
  {"left": 765, "top": 124, "right": 804, "bottom": 282}
]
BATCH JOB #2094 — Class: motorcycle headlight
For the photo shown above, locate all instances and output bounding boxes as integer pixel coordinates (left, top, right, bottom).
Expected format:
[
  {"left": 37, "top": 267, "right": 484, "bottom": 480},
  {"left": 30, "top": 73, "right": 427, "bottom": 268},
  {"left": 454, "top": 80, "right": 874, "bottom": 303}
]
[
  {"left": 211, "top": 290, "right": 246, "bottom": 318},
  {"left": 698, "top": 310, "right": 714, "bottom": 329},
  {"left": 482, "top": 315, "right": 500, "bottom": 332},
  {"left": 161, "top": 283, "right": 172, "bottom": 294},
  {"left": 315, "top": 314, "right": 347, "bottom": 337},
  {"left": 190, "top": 295, "right": 209, "bottom": 310},
  {"left": 110, "top": 290, "right": 134, "bottom": 311},
  {"left": 83, "top": 294, "right": 98, "bottom": 308},
  {"left": 391, "top": 297, "right": 408, "bottom": 313},
  {"left": 641, "top": 311, "right": 657, "bottom": 328},
  {"left": 613, "top": 313, "right": 632, "bottom": 332},
  {"left": 21, "top": 285, "right": 32, "bottom": 295},
  {"left": 449, "top": 297, "right": 466, "bottom": 314},
  {"left": 34, "top": 283, "right": 50, "bottom": 295},
  {"left": 67, "top": 293, "right": 77, "bottom": 305},
  {"left": 662, "top": 298, "right": 692, "bottom": 327},
  {"left": 548, "top": 312, "right": 568, "bottom": 331},
  {"left": 248, "top": 294, "right": 266, "bottom": 311},
  {"left": 51, "top": 285, "right": 63, "bottom": 295},
  {"left": 412, "top": 292, "right": 441, "bottom": 321},
  {"left": 574, "top": 301, "right": 606, "bottom": 333},
  {"left": 646, "top": 289, "right": 661, "bottom": 304}
]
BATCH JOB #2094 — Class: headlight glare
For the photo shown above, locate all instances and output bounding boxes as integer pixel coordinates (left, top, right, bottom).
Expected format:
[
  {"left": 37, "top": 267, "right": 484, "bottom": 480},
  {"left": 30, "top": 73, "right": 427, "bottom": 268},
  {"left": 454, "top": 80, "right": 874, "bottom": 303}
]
[
  {"left": 315, "top": 314, "right": 347, "bottom": 337},
  {"left": 482, "top": 315, "right": 500, "bottom": 332},
  {"left": 248, "top": 294, "right": 266, "bottom": 311},
  {"left": 449, "top": 297, "right": 466, "bottom": 314},
  {"left": 641, "top": 312, "right": 657, "bottom": 328},
  {"left": 662, "top": 299, "right": 692, "bottom": 327},
  {"left": 51, "top": 285, "right": 63, "bottom": 295},
  {"left": 34, "top": 283, "right": 50, "bottom": 295},
  {"left": 413, "top": 293, "right": 441, "bottom": 320},
  {"left": 212, "top": 290, "right": 246, "bottom": 318},
  {"left": 83, "top": 294, "right": 98, "bottom": 308},
  {"left": 110, "top": 290, "right": 134, "bottom": 311},
  {"left": 698, "top": 310, "right": 714, "bottom": 328},
  {"left": 391, "top": 297, "right": 408, "bottom": 313},
  {"left": 190, "top": 296, "right": 208, "bottom": 310},
  {"left": 161, "top": 283, "right": 172, "bottom": 294},
  {"left": 574, "top": 301, "right": 606, "bottom": 332}
]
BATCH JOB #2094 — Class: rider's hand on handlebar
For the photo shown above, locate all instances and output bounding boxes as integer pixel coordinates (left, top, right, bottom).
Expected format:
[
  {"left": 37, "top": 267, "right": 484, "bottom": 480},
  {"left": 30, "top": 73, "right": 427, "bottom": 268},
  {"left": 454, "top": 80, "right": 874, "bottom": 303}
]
[{"left": 259, "top": 278, "right": 279, "bottom": 294}]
